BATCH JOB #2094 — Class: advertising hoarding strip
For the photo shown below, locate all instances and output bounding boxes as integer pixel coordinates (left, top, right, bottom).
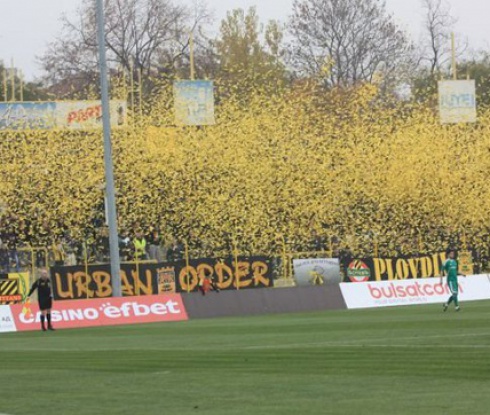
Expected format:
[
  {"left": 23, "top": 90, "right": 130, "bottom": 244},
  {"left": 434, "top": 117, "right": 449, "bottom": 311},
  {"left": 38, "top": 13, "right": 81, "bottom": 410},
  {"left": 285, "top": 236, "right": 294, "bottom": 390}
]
[
  {"left": 340, "top": 275, "right": 490, "bottom": 309},
  {"left": 8, "top": 294, "right": 188, "bottom": 332}
]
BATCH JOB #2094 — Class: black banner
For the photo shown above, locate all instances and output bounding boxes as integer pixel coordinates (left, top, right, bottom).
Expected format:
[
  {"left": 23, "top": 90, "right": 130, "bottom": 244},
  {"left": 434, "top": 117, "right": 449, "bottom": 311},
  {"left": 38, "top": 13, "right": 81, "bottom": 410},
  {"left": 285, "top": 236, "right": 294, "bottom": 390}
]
[
  {"left": 51, "top": 263, "right": 161, "bottom": 300},
  {"left": 173, "top": 256, "right": 274, "bottom": 293},
  {"left": 51, "top": 256, "right": 274, "bottom": 300},
  {"left": 342, "top": 252, "right": 456, "bottom": 282}
]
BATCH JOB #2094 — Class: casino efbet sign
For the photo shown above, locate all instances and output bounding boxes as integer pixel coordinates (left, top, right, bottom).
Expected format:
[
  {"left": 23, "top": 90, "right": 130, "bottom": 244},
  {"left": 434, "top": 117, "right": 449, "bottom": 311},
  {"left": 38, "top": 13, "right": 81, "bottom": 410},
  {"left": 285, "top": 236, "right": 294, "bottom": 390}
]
[{"left": 6, "top": 294, "right": 188, "bottom": 332}]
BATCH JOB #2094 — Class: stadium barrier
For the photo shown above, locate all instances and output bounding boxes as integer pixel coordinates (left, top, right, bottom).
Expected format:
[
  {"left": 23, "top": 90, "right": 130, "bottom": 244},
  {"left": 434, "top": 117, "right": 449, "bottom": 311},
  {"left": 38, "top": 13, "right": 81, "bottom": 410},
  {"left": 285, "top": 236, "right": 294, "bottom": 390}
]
[
  {"left": 16, "top": 246, "right": 49, "bottom": 277},
  {"left": 0, "top": 284, "right": 348, "bottom": 333},
  {"left": 3, "top": 275, "right": 490, "bottom": 333},
  {"left": 181, "top": 285, "right": 347, "bottom": 319},
  {"left": 340, "top": 274, "right": 490, "bottom": 309}
]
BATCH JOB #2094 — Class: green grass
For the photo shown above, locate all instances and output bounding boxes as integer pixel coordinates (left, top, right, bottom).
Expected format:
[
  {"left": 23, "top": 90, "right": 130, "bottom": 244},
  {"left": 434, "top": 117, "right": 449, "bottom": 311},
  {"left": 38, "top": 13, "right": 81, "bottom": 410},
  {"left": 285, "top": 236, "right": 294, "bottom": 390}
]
[{"left": 1, "top": 301, "right": 490, "bottom": 415}]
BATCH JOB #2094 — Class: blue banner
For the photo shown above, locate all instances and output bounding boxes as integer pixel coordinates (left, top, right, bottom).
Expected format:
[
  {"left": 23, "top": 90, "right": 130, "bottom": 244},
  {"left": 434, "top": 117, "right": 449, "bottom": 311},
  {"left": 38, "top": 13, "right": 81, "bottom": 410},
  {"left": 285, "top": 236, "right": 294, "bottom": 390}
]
[
  {"left": 0, "top": 102, "right": 57, "bottom": 130},
  {"left": 174, "top": 80, "right": 215, "bottom": 126}
]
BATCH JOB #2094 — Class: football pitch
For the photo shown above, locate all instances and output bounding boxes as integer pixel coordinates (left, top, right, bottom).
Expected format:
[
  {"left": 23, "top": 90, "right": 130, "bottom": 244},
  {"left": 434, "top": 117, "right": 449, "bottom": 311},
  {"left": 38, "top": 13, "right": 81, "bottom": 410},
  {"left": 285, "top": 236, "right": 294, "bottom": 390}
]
[{"left": 1, "top": 301, "right": 490, "bottom": 415}]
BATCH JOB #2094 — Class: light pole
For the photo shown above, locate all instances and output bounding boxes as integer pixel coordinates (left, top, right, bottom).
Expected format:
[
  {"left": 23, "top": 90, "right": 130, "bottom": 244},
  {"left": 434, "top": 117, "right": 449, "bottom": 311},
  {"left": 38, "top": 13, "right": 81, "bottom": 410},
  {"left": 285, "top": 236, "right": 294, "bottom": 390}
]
[{"left": 95, "top": 0, "right": 122, "bottom": 296}]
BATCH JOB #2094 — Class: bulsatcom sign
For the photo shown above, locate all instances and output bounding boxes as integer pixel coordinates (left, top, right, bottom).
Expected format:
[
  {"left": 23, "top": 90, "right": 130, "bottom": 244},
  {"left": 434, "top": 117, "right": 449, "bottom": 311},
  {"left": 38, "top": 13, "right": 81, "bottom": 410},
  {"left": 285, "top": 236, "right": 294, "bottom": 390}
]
[
  {"left": 340, "top": 275, "right": 490, "bottom": 309},
  {"left": 438, "top": 80, "right": 477, "bottom": 124}
]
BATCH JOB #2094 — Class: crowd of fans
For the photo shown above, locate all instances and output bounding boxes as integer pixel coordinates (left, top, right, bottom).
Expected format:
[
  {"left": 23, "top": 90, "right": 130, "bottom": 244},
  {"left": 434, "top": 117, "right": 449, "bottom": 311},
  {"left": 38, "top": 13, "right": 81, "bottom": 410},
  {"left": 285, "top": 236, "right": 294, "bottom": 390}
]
[{"left": 1, "top": 82, "right": 490, "bottom": 274}]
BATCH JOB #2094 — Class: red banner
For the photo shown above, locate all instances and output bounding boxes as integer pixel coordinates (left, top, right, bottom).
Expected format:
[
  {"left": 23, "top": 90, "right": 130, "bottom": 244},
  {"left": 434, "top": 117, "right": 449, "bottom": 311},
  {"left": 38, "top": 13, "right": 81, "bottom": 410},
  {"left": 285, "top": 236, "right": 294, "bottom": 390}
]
[{"left": 9, "top": 294, "right": 188, "bottom": 331}]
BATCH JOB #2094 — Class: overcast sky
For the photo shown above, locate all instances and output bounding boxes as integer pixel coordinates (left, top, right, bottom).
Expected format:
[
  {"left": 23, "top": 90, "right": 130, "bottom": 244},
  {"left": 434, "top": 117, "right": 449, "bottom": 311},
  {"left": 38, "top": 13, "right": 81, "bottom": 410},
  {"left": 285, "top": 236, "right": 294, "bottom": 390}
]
[{"left": 1, "top": 0, "right": 490, "bottom": 81}]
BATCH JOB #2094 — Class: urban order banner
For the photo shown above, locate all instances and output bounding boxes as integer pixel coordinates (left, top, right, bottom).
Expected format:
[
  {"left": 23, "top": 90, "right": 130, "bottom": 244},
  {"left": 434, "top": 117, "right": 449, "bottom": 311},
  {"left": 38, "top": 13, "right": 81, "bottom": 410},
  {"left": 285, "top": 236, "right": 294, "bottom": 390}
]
[{"left": 50, "top": 256, "right": 274, "bottom": 300}]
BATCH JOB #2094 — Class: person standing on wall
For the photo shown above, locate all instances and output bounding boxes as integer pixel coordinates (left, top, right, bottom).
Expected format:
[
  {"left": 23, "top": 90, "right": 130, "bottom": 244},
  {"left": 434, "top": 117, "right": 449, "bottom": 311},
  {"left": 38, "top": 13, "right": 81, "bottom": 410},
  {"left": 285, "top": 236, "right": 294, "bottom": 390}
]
[{"left": 27, "top": 269, "right": 55, "bottom": 331}]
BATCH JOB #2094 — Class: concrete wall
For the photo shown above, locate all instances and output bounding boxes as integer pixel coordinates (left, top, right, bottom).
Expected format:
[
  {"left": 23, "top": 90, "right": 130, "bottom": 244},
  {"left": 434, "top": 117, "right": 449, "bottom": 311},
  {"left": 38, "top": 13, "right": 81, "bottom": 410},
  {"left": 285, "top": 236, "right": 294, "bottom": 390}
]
[{"left": 182, "top": 285, "right": 346, "bottom": 319}]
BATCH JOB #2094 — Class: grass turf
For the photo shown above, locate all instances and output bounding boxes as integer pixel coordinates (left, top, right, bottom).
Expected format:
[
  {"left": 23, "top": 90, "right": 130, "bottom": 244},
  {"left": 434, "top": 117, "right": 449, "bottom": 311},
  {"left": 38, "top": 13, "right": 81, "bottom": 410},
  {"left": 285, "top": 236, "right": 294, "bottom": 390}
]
[{"left": 1, "top": 301, "right": 490, "bottom": 415}]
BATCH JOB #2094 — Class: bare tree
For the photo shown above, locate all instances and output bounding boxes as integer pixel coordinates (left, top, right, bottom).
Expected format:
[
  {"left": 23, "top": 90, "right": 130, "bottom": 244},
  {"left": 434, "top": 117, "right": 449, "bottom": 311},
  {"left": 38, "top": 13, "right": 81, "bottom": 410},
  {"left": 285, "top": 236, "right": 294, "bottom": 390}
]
[
  {"left": 39, "top": 0, "right": 210, "bottom": 94},
  {"left": 420, "top": 0, "right": 457, "bottom": 74},
  {"left": 288, "top": 0, "right": 413, "bottom": 88}
]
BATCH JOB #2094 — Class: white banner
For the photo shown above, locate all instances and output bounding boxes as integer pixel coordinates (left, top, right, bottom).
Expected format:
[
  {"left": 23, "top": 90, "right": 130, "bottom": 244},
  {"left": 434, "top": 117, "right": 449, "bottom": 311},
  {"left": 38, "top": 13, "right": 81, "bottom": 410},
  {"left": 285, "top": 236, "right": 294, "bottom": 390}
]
[
  {"left": 174, "top": 80, "right": 215, "bottom": 126},
  {"left": 292, "top": 258, "right": 341, "bottom": 286},
  {"left": 438, "top": 80, "right": 477, "bottom": 124},
  {"left": 0, "top": 305, "right": 16, "bottom": 333},
  {"left": 0, "top": 101, "right": 127, "bottom": 130},
  {"left": 56, "top": 101, "right": 127, "bottom": 129},
  {"left": 340, "top": 275, "right": 490, "bottom": 309}
]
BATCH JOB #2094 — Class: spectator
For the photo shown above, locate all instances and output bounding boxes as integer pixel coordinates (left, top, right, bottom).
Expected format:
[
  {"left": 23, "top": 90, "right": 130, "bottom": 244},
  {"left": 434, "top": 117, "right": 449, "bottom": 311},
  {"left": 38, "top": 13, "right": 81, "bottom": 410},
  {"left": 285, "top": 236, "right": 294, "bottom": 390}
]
[
  {"left": 166, "top": 238, "right": 184, "bottom": 262},
  {"left": 147, "top": 227, "right": 163, "bottom": 262},
  {"left": 133, "top": 229, "right": 148, "bottom": 261},
  {"left": 52, "top": 237, "right": 65, "bottom": 266},
  {"left": 95, "top": 227, "right": 110, "bottom": 263}
]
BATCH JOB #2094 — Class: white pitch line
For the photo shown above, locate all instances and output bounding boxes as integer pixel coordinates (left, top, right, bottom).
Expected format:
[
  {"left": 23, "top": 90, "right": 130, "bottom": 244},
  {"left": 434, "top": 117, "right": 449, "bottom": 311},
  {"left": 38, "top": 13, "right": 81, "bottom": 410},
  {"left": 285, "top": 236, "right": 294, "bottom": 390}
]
[
  {"left": 3, "top": 332, "right": 490, "bottom": 353},
  {"left": 245, "top": 343, "right": 490, "bottom": 350},
  {"left": 244, "top": 331, "right": 490, "bottom": 350}
]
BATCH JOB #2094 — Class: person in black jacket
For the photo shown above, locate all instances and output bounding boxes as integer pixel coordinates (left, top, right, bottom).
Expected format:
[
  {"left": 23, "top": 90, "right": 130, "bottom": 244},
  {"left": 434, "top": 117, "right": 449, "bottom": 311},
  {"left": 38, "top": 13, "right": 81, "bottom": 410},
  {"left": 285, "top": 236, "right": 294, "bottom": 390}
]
[{"left": 27, "top": 269, "right": 55, "bottom": 331}]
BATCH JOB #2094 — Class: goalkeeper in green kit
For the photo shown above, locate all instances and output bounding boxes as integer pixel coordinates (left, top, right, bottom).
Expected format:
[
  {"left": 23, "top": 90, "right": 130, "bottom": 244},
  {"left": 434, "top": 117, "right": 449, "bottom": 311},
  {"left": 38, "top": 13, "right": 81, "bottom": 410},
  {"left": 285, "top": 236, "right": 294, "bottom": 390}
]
[{"left": 440, "top": 250, "right": 466, "bottom": 312}]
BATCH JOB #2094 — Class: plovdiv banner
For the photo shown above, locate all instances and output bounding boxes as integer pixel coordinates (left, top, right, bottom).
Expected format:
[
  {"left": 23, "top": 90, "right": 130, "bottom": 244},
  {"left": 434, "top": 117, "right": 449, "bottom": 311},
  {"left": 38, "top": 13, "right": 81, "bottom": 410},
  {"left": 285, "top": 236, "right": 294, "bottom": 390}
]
[
  {"left": 438, "top": 80, "right": 477, "bottom": 124},
  {"left": 292, "top": 258, "right": 341, "bottom": 286},
  {"left": 0, "top": 100, "right": 127, "bottom": 130},
  {"left": 174, "top": 80, "right": 215, "bottom": 126},
  {"left": 342, "top": 251, "right": 475, "bottom": 283}
]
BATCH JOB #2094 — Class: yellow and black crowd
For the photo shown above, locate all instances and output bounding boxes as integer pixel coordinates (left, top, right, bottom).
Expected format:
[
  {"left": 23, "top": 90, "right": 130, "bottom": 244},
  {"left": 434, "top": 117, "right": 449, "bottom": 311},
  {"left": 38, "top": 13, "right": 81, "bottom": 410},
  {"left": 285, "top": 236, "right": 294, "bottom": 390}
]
[{"left": 1, "top": 82, "right": 490, "bottom": 273}]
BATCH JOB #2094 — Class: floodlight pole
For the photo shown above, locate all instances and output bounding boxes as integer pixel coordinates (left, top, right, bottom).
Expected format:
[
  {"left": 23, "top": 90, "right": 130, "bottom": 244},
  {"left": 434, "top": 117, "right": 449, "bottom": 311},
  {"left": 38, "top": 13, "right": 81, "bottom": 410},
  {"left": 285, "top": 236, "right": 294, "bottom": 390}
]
[{"left": 96, "top": 0, "right": 122, "bottom": 297}]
